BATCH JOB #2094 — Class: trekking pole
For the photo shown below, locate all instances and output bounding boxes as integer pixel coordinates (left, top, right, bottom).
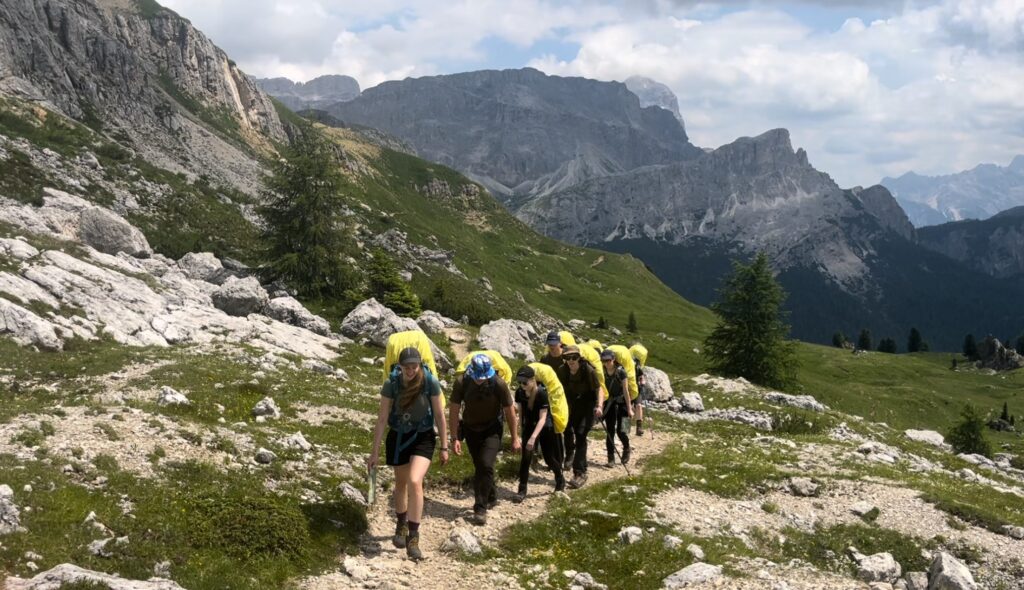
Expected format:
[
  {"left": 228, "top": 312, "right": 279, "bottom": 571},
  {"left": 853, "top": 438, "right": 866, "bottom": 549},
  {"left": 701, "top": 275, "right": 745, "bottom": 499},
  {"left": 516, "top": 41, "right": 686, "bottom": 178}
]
[
  {"left": 598, "top": 403, "right": 632, "bottom": 477},
  {"left": 367, "top": 466, "right": 377, "bottom": 506}
]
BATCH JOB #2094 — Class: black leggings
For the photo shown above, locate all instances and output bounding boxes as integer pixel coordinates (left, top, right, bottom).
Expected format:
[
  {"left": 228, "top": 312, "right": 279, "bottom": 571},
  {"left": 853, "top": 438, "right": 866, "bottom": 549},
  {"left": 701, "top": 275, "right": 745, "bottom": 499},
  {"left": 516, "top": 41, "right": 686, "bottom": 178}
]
[
  {"left": 464, "top": 422, "right": 502, "bottom": 512},
  {"left": 563, "top": 401, "right": 595, "bottom": 475},
  {"left": 518, "top": 425, "right": 563, "bottom": 492},
  {"left": 604, "top": 402, "right": 630, "bottom": 460}
]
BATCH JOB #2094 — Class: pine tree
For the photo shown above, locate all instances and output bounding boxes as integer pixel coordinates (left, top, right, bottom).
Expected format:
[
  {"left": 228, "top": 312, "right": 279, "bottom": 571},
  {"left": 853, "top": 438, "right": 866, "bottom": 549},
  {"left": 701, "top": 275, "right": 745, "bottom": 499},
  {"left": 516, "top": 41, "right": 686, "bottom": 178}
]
[
  {"left": 832, "top": 332, "right": 847, "bottom": 348},
  {"left": 366, "top": 249, "right": 421, "bottom": 317},
  {"left": 1001, "top": 402, "right": 1010, "bottom": 422},
  {"left": 963, "top": 334, "right": 978, "bottom": 360},
  {"left": 907, "top": 327, "right": 923, "bottom": 353},
  {"left": 627, "top": 311, "right": 638, "bottom": 333},
  {"left": 596, "top": 316, "right": 608, "bottom": 329},
  {"left": 877, "top": 338, "right": 897, "bottom": 354},
  {"left": 857, "top": 329, "right": 872, "bottom": 352},
  {"left": 947, "top": 404, "right": 992, "bottom": 458},
  {"left": 1016, "top": 334, "right": 1024, "bottom": 356},
  {"left": 703, "top": 252, "right": 798, "bottom": 389},
  {"left": 258, "top": 128, "right": 355, "bottom": 297}
]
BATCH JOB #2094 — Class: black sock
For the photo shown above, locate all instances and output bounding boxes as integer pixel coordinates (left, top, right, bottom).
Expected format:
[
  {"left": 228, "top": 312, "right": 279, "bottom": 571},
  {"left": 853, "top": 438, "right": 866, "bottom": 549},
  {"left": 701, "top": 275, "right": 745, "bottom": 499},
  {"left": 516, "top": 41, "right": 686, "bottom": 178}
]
[
  {"left": 408, "top": 521, "right": 420, "bottom": 535},
  {"left": 396, "top": 511, "right": 407, "bottom": 526}
]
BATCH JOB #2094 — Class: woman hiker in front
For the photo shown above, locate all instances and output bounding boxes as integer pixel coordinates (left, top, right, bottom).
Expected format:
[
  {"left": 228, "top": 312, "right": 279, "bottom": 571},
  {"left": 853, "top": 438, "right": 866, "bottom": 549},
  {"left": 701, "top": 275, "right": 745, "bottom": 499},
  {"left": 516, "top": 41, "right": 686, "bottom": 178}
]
[
  {"left": 512, "top": 365, "right": 565, "bottom": 502},
  {"left": 368, "top": 347, "right": 449, "bottom": 560}
]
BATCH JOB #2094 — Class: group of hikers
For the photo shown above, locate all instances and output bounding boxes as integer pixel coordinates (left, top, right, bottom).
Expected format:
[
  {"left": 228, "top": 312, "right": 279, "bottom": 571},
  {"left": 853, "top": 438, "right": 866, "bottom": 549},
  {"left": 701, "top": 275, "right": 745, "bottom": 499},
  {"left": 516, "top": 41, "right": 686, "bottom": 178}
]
[{"left": 366, "top": 330, "right": 650, "bottom": 560}]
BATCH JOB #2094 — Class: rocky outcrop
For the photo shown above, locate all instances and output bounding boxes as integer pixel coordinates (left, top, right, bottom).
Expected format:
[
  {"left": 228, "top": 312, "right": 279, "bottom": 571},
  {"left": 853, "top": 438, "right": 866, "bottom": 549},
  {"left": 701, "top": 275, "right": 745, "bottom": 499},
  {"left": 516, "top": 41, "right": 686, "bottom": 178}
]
[
  {"left": 0, "top": 0, "right": 286, "bottom": 194},
  {"left": 255, "top": 75, "right": 361, "bottom": 111},
  {"left": 416, "top": 310, "right": 459, "bottom": 334},
  {"left": 663, "top": 563, "right": 722, "bottom": 588},
  {"left": 624, "top": 76, "right": 684, "bottom": 124},
  {"left": 973, "top": 336, "right": 1024, "bottom": 372},
  {"left": 5, "top": 564, "right": 185, "bottom": 590},
  {"left": 477, "top": 319, "right": 538, "bottom": 361},
  {"left": 265, "top": 296, "right": 332, "bottom": 336},
  {"left": 0, "top": 484, "right": 21, "bottom": 534},
  {"left": 928, "top": 552, "right": 978, "bottom": 590},
  {"left": 917, "top": 207, "right": 1024, "bottom": 279},
  {"left": 211, "top": 276, "right": 269, "bottom": 317},
  {"left": 905, "top": 430, "right": 949, "bottom": 449},
  {"left": 328, "top": 68, "right": 701, "bottom": 201},
  {"left": 369, "top": 228, "right": 463, "bottom": 277},
  {"left": 177, "top": 252, "right": 228, "bottom": 284},
  {"left": 764, "top": 391, "right": 828, "bottom": 413},
  {"left": 0, "top": 195, "right": 342, "bottom": 360}
]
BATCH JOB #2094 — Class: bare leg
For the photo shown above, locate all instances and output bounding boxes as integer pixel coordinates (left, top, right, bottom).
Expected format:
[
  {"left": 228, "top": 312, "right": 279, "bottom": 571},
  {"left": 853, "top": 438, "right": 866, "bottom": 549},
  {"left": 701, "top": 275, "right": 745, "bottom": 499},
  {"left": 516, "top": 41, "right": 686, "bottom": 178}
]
[
  {"left": 393, "top": 464, "right": 410, "bottom": 514},
  {"left": 405, "top": 455, "right": 432, "bottom": 522}
]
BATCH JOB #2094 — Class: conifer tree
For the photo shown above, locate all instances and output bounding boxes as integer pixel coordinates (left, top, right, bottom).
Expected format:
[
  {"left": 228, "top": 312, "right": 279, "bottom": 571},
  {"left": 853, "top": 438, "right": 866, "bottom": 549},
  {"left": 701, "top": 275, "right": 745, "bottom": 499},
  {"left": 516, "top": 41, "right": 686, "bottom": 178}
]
[
  {"left": 907, "top": 327, "right": 923, "bottom": 353},
  {"left": 259, "top": 128, "right": 355, "bottom": 297},
  {"left": 947, "top": 404, "right": 992, "bottom": 458},
  {"left": 704, "top": 252, "right": 797, "bottom": 389},
  {"left": 596, "top": 316, "right": 608, "bottom": 329},
  {"left": 1016, "top": 334, "right": 1024, "bottom": 356},
  {"left": 1001, "top": 402, "right": 1010, "bottom": 422},
  {"left": 627, "top": 311, "right": 638, "bottom": 333},
  {"left": 832, "top": 332, "right": 847, "bottom": 348},
  {"left": 857, "top": 329, "right": 872, "bottom": 351},
  {"left": 366, "top": 249, "right": 421, "bottom": 317},
  {"left": 963, "top": 334, "right": 978, "bottom": 360},
  {"left": 877, "top": 338, "right": 897, "bottom": 354}
]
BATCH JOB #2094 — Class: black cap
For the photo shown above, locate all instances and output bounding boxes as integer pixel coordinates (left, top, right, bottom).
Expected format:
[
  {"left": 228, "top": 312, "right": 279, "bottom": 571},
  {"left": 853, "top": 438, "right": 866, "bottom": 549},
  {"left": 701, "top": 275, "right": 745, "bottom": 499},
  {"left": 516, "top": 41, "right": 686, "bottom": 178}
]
[
  {"left": 600, "top": 349, "right": 615, "bottom": 361},
  {"left": 545, "top": 331, "right": 561, "bottom": 345},
  {"left": 516, "top": 365, "right": 535, "bottom": 381},
  {"left": 398, "top": 347, "right": 422, "bottom": 365}
]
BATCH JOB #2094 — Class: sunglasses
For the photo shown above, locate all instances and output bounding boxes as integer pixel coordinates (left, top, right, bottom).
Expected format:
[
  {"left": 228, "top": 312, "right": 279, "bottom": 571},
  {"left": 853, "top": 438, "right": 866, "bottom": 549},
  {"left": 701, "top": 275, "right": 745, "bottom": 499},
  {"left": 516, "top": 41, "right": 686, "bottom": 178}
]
[{"left": 564, "top": 355, "right": 580, "bottom": 361}]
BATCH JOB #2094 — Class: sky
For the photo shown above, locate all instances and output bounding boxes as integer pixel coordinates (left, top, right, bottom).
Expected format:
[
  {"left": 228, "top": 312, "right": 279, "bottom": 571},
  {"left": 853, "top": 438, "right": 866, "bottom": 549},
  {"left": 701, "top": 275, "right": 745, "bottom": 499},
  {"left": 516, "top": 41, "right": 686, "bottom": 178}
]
[{"left": 161, "top": 0, "right": 1024, "bottom": 188}]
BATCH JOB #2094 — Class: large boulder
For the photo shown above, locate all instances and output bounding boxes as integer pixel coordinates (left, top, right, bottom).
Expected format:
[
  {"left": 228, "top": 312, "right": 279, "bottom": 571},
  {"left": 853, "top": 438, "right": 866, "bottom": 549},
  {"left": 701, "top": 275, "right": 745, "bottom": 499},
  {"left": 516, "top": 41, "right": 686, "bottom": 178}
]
[
  {"left": 0, "top": 484, "right": 22, "bottom": 534},
  {"left": 974, "top": 336, "right": 1024, "bottom": 372},
  {"left": 643, "top": 366, "right": 673, "bottom": 402},
  {"left": 477, "top": 319, "right": 538, "bottom": 361},
  {"left": 440, "top": 527, "right": 482, "bottom": 555},
  {"left": 5, "top": 563, "right": 185, "bottom": 590},
  {"left": 764, "top": 391, "right": 828, "bottom": 412},
  {"left": 265, "top": 296, "right": 331, "bottom": 336},
  {"left": 663, "top": 563, "right": 723, "bottom": 588},
  {"left": 679, "top": 392, "right": 704, "bottom": 413},
  {"left": 928, "top": 552, "right": 978, "bottom": 590},
  {"left": 78, "top": 207, "right": 151, "bottom": 258},
  {"left": 340, "top": 298, "right": 418, "bottom": 347},
  {"left": 416, "top": 310, "right": 459, "bottom": 334},
  {"left": 0, "top": 298, "right": 62, "bottom": 351},
  {"left": 904, "top": 429, "right": 948, "bottom": 449},
  {"left": 211, "top": 276, "right": 269, "bottom": 317},
  {"left": 855, "top": 552, "right": 901, "bottom": 583},
  {"left": 176, "top": 252, "right": 228, "bottom": 284}
]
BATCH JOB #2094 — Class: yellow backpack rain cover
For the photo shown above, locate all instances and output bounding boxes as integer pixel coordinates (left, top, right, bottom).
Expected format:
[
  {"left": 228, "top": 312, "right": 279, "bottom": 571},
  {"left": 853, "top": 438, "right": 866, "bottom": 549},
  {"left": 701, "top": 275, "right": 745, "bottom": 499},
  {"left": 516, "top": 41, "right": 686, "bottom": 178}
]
[
  {"left": 382, "top": 330, "right": 445, "bottom": 409},
  {"left": 558, "top": 331, "right": 577, "bottom": 347},
  {"left": 527, "top": 362, "right": 569, "bottom": 434},
  {"left": 606, "top": 344, "right": 639, "bottom": 401},
  {"left": 629, "top": 343, "right": 648, "bottom": 368},
  {"left": 455, "top": 350, "right": 513, "bottom": 385},
  {"left": 585, "top": 339, "right": 604, "bottom": 352},
  {"left": 576, "top": 343, "right": 606, "bottom": 390}
]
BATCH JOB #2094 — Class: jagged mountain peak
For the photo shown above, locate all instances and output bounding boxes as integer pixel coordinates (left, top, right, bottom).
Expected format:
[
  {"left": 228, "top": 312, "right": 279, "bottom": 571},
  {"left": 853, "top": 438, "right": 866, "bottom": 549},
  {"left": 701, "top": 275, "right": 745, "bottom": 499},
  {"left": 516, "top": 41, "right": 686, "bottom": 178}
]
[{"left": 623, "top": 75, "right": 684, "bottom": 124}]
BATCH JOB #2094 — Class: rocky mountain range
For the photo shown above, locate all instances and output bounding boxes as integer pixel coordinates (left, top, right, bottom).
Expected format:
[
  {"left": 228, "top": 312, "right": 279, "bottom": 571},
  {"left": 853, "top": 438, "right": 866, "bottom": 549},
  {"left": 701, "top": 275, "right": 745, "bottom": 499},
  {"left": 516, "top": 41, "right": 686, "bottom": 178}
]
[
  {"left": 253, "top": 75, "right": 360, "bottom": 111},
  {"left": 917, "top": 206, "right": 1024, "bottom": 279},
  {"left": 323, "top": 68, "right": 704, "bottom": 204},
  {"left": 623, "top": 75, "right": 685, "bottom": 124},
  {"left": 881, "top": 156, "right": 1024, "bottom": 227}
]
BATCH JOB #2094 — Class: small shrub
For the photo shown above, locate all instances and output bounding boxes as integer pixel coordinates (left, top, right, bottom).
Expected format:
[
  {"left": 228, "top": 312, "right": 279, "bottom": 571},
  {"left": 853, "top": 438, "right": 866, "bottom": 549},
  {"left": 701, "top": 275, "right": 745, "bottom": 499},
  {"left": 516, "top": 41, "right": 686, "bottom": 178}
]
[
  {"left": 947, "top": 404, "right": 992, "bottom": 458},
  {"left": 187, "top": 490, "right": 312, "bottom": 560},
  {"left": 147, "top": 445, "right": 166, "bottom": 465},
  {"left": 761, "top": 501, "right": 779, "bottom": 514},
  {"left": 1010, "top": 455, "right": 1024, "bottom": 470},
  {"left": 770, "top": 410, "right": 831, "bottom": 435},
  {"left": 56, "top": 581, "right": 113, "bottom": 590},
  {"left": 95, "top": 422, "right": 120, "bottom": 442},
  {"left": 860, "top": 507, "right": 880, "bottom": 523},
  {"left": 93, "top": 454, "right": 119, "bottom": 472},
  {"left": 39, "top": 421, "right": 56, "bottom": 436}
]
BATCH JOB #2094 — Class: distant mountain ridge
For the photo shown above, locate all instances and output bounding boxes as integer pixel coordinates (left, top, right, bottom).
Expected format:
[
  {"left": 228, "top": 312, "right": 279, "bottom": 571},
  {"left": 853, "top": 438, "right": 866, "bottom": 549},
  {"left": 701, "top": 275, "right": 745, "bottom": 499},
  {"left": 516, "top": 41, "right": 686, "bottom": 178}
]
[
  {"left": 881, "top": 156, "right": 1024, "bottom": 227},
  {"left": 254, "top": 75, "right": 361, "bottom": 111},
  {"left": 917, "top": 206, "right": 1024, "bottom": 279},
  {"left": 323, "top": 68, "right": 704, "bottom": 202},
  {"left": 623, "top": 76, "right": 685, "bottom": 124}
]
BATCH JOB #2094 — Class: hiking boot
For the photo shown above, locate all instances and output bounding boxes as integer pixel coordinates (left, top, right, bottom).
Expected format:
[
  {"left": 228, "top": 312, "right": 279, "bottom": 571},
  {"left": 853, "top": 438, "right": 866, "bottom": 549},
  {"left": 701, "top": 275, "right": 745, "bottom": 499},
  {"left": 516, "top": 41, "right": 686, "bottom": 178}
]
[
  {"left": 406, "top": 534, "right": 423, "bottom": 561},
  {"left": 636, "top": 421, "right": 645, "bottom": 436},
  {"left": 563, "top": 451, "right": 574, "bottom": 471},
  {"left": 568, "top": 473, "right": 588, "bottom": 489},
  {"left": 554, "top": 474, "right": 566, "bottom": 492},
  {"left": 607, "top": 455, "right": 616, "bottom": 467},
  {"left": 392, "top": 522, "right": 408, "bottom": 549},
  {"left": 470, "top": 510, "right": 487, "bottom": 526},
  {"left": 621, "top": 446, "right": 631, "bottom": 465},
  {"left": 512, "top": 490, "right": 527, "bottom": 504}
]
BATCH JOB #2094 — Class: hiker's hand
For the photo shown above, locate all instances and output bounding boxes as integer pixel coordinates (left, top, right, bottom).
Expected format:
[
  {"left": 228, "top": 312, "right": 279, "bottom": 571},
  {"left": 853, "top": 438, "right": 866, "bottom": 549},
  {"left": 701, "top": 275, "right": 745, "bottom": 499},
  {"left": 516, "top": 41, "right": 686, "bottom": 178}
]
[
  {"left": 526, "top": 439, "right": 535, "bottom": 452},
  {"left": 439, "top": 449, "right": 450, "bottom": 466},
  {"left": 594, "top": 406, "right": 603, "bottom": 419},
  {"left": 511, "top": 439, "right": 522, "bottom": 452},
  {"left": 627, "top": 408, "right": 635, "bottom": 419},
  {"left": 452, "top": 440, "right": 462, "bottom": 456},
  {"left": 366, "top": 451, "right": 379, "bottom": 471}
]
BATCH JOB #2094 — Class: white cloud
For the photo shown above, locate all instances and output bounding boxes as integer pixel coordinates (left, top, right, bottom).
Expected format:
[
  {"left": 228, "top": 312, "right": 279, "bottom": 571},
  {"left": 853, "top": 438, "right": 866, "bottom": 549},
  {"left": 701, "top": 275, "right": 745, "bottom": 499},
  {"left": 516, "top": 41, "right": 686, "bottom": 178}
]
[{"left": 162, "top": 0, "right": 1024, "bottom": 187}]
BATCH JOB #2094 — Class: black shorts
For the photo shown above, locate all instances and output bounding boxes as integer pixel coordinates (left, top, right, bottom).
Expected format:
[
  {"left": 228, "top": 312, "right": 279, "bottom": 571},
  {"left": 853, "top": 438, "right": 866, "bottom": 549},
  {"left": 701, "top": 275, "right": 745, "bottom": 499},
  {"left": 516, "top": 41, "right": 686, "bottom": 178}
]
[{"left": 385, "top": 428, "right": 436, "bottom": 466}]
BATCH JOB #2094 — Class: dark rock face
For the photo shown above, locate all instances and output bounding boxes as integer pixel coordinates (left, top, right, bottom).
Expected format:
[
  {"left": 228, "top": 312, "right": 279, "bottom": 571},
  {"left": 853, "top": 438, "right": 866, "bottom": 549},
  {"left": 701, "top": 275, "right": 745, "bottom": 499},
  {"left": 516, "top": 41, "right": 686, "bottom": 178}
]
[
  {"left": 0, "top": 0, "right": 286, "bottom": 194},
  {"left": 975, "top": 336, "right": 1024, "bottom": 372},
  {"left": 254, "top": 75, "right": 360, "bottom": 111},
  {"left": 917, "top": 207, "right": 1024, "bottom": 279},
  {"left": 882, "top": 156, "right": 1024, "bottom": 227},
  {"left": 327, "top": 68, "right": 703, "bottom": 200}
]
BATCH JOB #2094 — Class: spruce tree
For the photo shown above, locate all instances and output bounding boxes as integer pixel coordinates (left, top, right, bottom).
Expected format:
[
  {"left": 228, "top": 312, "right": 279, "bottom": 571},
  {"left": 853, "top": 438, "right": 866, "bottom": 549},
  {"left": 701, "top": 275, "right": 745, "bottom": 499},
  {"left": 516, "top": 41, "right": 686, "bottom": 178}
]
[
  {"left": 877, "top": 338, "right": 897, "bottom": 354},
  {"left": 963, "top": 334, "right": 978, "bottom": 360},
  {"left": 627, "top": 311, "right": 638, "bottom": 333},
  {"left": 703, "top": 252, "right": 797, "bottom": 389},
  {"left": 857, "top": 329, "right": 872, "bottom": 352},
  {"left": 597, "top": 316, "right": 608, "bottom": 329},
  {"left": 907, "top": 328, "right": 923, "bottom": 353},
  {"left": 259, "top": 128, "right": 354, "bottom": 297},
  {"left": 1001, "top": 402, "right": 1010, "bottom": 422},
  {"left": 832, "top": 332, "right": 847, "bottom": 348},
  {"left": 366, "top": 249, "right": 421, "bottom": 317},
  {"left": 947, "top": 404, "right": 992, "bottom": 457}
]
